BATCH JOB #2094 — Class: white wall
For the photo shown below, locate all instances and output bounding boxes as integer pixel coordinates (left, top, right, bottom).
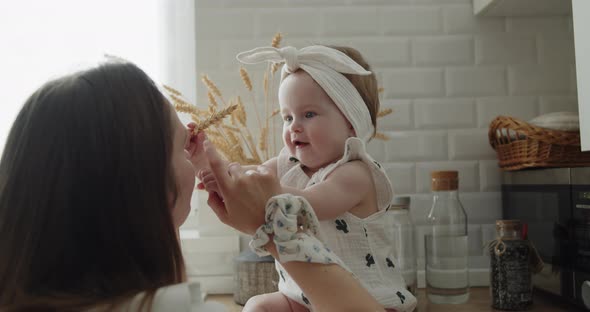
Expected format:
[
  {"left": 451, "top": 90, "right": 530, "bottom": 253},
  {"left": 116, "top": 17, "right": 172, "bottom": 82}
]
[
  {"left": 572, "top": 0, "right": 590, "bottom": 150},
  {"left": 191, "top": 0, "right": 577, "bottom": 284}
]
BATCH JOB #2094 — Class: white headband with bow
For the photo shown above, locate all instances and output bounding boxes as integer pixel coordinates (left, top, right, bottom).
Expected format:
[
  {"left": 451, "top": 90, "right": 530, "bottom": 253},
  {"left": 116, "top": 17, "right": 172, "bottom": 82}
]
[{"left": 236, "top": 45, "right": 375, "bottom": 142}]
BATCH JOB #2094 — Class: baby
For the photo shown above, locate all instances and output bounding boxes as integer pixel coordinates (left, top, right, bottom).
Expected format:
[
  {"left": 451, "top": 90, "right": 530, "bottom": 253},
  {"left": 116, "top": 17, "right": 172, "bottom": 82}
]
[{"left": 194, "top": 45, "right": 417, "bottom": 312}]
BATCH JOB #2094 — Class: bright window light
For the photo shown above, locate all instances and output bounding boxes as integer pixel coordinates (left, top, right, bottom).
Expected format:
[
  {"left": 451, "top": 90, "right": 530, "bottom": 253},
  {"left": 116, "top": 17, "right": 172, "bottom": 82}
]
[{"left": 0, "top": 0, "right": 161, "bottom": 154}]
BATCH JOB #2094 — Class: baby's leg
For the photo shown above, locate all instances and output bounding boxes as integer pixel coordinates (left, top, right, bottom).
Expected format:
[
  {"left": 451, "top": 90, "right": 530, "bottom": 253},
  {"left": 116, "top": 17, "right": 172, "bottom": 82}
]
[{"left": 243, "top": 292, "right": 309, "bottom": 312}]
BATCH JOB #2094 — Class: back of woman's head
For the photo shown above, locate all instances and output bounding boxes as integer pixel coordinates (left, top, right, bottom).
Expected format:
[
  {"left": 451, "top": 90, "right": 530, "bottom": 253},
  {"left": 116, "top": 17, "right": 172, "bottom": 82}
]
[{"left": 0, "top": 61, "right": 185, "bottom": 310}]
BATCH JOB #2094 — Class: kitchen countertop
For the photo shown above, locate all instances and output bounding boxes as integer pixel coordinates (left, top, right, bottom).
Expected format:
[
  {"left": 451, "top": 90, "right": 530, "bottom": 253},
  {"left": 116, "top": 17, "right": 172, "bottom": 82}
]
[{"left": 206, "top": 287, "right": 586, "bottom": 311}]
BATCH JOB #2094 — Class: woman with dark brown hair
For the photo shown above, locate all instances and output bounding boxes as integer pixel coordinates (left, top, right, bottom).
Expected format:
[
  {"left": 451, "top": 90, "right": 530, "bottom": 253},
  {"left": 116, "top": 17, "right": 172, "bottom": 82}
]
[
  {"left": 0, "top": 60, "right": 196, "bottom": 311},
  {"left": 0, "top": 60, "right": 385, "bottom": 312}
]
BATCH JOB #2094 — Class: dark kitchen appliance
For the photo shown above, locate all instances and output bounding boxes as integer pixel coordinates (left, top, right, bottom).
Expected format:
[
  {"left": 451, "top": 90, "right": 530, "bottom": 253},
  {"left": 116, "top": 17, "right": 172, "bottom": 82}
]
[{"left": 502, "top": 167, "right": 590, "bottom": 308}]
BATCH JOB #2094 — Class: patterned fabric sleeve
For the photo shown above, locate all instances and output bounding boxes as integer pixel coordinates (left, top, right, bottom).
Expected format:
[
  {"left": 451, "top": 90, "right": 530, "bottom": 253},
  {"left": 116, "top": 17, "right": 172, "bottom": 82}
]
[{"left": 249, "top": 194, "right": 351, "bottom": 269}]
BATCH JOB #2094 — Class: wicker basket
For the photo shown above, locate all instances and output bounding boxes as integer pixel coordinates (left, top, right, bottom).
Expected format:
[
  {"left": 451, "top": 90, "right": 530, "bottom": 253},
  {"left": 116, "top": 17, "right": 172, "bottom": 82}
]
[
  {"left": 233, "top": 250, "right": 278, "bottom": 305},
  {"left": 488, "top": 115, "right": 590, "bottom": 171}
]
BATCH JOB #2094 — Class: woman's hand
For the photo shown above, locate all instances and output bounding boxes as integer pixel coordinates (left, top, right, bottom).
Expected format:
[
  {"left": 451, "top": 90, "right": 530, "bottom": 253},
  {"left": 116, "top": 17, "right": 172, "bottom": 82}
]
[{"left": 203, "top": 140, "right": 281, "bottom": 235}]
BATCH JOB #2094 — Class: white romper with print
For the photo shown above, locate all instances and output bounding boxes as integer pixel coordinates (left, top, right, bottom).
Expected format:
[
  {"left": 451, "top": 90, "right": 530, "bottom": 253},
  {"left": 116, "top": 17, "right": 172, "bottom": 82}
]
[{"left": 274, "top": 137, "right": 417, "bottom": 311}]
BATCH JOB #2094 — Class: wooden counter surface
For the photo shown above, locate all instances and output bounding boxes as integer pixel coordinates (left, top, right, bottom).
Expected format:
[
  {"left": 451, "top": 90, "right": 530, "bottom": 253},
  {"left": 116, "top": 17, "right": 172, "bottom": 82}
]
[
  {"left": 206, "top": 287, "right": 586, "bottom": 311},
  {"left": 414, "top": 287, "right": 584, "bottom": 312}
]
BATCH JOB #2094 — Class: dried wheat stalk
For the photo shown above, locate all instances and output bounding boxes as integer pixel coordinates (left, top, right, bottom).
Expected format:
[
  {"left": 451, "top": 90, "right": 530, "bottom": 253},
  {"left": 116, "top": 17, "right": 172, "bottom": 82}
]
[
  {"left": 207, "top": 91, "right": 218, "bottom": 107},
  {"left": 373, "top": 132, "right": 389, "bottom": 141},
  {"left": 269, "top": 109, "right": 280, "bottom": 118},
  {"left": 240, "top": 67, "right": 253, "bottom": 91},
  {"left": 259, "top": 127, "right": 268, "bottom": 153},
  {"left": 202, "top": 75, "right": 222, "bottom": 98},
  {"left": 171, "top": 95, "right": 199, "bottom": 115},
  {"left": 377, "top": 108, "right": 393, "bottom": 118},
  {"left": 271, "top": 32, "right": 282, "bottom": 48},
  {"left": 192, "top": 104, "right": 238, "bottom": 133},
  {"left": 163, "top": 84, "right": 182, "bottom": 96}
]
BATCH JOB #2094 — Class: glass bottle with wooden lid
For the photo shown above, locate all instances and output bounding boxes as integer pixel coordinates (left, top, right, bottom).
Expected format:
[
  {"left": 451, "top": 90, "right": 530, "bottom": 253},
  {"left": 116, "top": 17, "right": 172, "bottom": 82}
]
[{"left": 425, "top": 170, "right": 469, "bottom": 304}]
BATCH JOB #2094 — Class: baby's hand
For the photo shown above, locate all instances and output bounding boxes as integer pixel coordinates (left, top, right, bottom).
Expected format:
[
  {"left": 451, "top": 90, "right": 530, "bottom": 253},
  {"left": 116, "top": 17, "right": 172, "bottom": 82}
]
[
  {"left": 186, "top": 124, "right": 208, "bottom": 173},
  {"left": 197, "top": 167, "right": 221, "bottom": 195}
]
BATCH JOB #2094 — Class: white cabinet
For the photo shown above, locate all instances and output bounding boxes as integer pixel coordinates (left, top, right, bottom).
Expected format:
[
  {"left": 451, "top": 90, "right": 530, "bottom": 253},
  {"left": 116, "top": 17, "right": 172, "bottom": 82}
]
[
  {"left": 474, "top": 0, "right": 572, "bottom": 17},
  {"left": 573, "top": 0, "right": 590, "bottom": 151}
]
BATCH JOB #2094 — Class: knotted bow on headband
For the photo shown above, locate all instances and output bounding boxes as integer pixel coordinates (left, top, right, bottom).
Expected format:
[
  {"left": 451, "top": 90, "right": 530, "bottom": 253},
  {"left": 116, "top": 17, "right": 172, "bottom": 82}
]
[{"left": 236, "top": 45, "right": 375, "bottom": 143}]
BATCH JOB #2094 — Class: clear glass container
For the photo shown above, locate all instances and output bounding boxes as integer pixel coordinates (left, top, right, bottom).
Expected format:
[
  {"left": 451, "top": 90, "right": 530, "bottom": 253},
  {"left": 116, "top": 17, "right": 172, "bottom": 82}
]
[
  {"left": 490, "top": 220, "right": 533, "bottom": 310},
  {"left": 425, "top": 171, "right": 469, "bottom": 304},
  {"left": 389, "top": 196, "right": 417, "bottom": 296}
]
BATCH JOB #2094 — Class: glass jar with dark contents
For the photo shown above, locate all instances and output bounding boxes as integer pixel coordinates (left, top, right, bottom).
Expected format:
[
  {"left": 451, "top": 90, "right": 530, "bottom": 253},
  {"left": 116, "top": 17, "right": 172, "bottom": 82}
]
[{"left": 489, "top": 220, "right": 532, "bottom": 311}]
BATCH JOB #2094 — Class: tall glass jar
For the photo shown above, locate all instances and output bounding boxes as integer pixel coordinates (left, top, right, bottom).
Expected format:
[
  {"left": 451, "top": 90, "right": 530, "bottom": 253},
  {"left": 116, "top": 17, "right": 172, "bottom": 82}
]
[
  {"left": 425, "top": 171, "right": 469, "bottom": 304},
  {"left": 389, "top": 196, "right": 417, "bottom": 296},
  {"left": 490, "top": 220, "right": 533, "bottom": 310}
]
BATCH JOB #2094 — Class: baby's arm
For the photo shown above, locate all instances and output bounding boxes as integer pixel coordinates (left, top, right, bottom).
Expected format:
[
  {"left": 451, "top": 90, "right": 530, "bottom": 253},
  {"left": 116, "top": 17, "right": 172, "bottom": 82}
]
[
  {"left": 186, "top": 128, "right": 213, "bottom": 174},
  {"left": 199, "top": 156, "right": 278, "bottom": 194},
  {"left": 282, "top": 161, "right": 373, "bottom": 220}
]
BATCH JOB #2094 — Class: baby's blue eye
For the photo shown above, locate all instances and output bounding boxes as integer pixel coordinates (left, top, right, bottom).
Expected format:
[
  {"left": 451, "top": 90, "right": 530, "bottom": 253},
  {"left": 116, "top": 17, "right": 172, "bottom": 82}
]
[
  {"left": 305, "top": 112, "right": 316, "bottom": 118},
  {"left": 283, "top": 116, "right": 293, "bottom": 122}
]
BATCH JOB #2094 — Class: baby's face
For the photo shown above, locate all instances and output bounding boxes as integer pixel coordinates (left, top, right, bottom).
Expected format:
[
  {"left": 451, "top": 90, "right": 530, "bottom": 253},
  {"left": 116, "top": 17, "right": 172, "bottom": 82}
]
[{"left": 278, "top": 71, "right": 354, "bottom": 173}]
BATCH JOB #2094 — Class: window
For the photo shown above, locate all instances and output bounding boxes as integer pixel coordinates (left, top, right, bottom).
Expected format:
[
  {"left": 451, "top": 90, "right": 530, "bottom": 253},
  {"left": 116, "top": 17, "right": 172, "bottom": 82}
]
[{"left": 0, "top": 0, "right": 160, "bottom": 154}]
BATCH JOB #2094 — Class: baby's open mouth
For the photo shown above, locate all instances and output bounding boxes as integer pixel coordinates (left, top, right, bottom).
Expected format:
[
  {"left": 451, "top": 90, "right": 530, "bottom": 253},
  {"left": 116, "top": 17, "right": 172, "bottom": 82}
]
[{"left": 294, "top": 140, "right": 309, "bottom": 148}]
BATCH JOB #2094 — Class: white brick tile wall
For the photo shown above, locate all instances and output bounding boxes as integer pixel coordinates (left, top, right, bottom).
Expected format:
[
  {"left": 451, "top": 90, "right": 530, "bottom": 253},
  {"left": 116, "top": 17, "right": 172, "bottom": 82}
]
[
  {"left": 481, "top": 223, "right": 496, "bottom": 248},
  {"left": 194, "top": 1, "right": 577, "bottom": 280},
  {"left": 479, "top": 160, "right": 502, "bottom": 192},
  {"left": 461, "top": 192, "right": 502, "bottom": 224},
  {"left": 348, "top": 0, "right": 397, "bottom": 5},
  {"left": 286, "top": 0, "right": 345, "bottom": 6},
  {"left": 446, "top": 66, "right": 507, "bottom": 96},
  {"left": 509, "top": 65, "right": 571, "bottom": 95},
  {"left": 217, "top": 39, "right": 269, "bottom": 69},
  {"left": 538, "top": 33, "right": 576, "bottom": 64},
  {"left": 378, "top": 99, "right": 413, "bottom": 130},
  {"left": 382, "top": 68, "right": 445, "bottom": 98},
  {"left": 539, "top": 95, "right": 579, "bottom": 114},
  {"left": 506, "top": 17, "right": 570, "bottom": 34},
  {"left": 414, "top": 97, "right": 475, "bottom": 129},
  {"left": 197, "top": 0, "right": 286, "bottom": 8},
  {"left": 384, "top": 162, "right": 416, "bottom": 195},
  {"left": 196, "top": 10, "right": 256, "bottom": 39},
  {"left": 413, "top": 36, "right": 473, "bottom": 66},
  {"left": 409, "top": 194, "right": 434, "bottom": 225},
  {"left": 449, "top": 129, "right": 496, "bottom": 160},
  {"left": 366, "top": 138, "right": 386, "bottom": 163},
  {"left": 475, "top": 33, "right": 536, "bottom": 65},
  {"left": 467, "top": 224, "right": 482, "bottom": 256},
  {"left": 257, "top": 9, "right": 322, "bottom": 37},
  {"left": 322, "top": 8, "right": 378, "bottom": 36},
  {"left": 385, "top": 131, "right": 448, "bottom": 162},
  {"left": 476, "top": 96, "right": 539, "bottom": 127},
  {"left": 443, "top": 5, "right": 505, "bottom": 34},
  {"left": 350, "top": 38, "right": 411, "bottom": 67},
  {"left": 379, "top": 7, "right": 442, "bottom": 36},
  {"left": 415, "top": 0, "right": 470, "bottom": 3}
]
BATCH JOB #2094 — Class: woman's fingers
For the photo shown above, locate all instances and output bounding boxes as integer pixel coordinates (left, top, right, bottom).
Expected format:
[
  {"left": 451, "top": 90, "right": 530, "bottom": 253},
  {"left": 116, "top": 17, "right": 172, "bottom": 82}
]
[
  {"left": 203, "top": 180, "right": 220, "bottom": 194},
  {"left": 207, "top": 191, "right": 228, "bottom": 223},
  {"left": 227, "top": 162, "right": 244, "bottom": 178}
]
